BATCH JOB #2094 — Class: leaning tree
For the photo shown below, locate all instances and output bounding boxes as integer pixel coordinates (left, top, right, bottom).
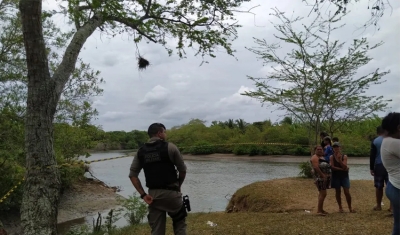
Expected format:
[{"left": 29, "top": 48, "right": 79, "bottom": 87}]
[{"left": 17, "top": 0, "right": 255, "bottom": 234}]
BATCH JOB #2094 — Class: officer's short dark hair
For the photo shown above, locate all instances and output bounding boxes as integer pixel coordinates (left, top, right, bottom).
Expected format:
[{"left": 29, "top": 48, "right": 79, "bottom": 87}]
[{"left": 147, "top": 123, "right": 166, "bottom": 137}]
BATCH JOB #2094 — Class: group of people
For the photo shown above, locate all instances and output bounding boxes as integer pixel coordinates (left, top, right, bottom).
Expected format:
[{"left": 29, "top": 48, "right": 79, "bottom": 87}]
[
  {"left": 311, "top": 112, "right": 400, "bottom": 235},
  {"left": 311, "top": 134, "right": 355, "bottom": 215}
]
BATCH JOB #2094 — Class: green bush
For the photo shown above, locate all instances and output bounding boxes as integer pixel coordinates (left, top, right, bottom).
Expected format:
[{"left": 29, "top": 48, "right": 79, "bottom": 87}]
[
  {"left": 233, "top": 145, "right": 249, "bottom": 155},
  {"left": 214, "top": 144, "right": 233, "bottom": 154},
  {"left": 293, "top": 146, "right": 310, "bottom": 156},
  {"left": 189, "top": 141, "right": 216, "bottom": 155},
  {"left": 59, "top": 163, "right": 87, "bottom": 191},
  {"left": 298, "top": 161, "right": 313, "bottom": 178},
  {"left": 118, "top": 193, "right": 148, "bottom": 225},
  {"left": 248, "top": 145, "right": 259, "bottom": 156}
]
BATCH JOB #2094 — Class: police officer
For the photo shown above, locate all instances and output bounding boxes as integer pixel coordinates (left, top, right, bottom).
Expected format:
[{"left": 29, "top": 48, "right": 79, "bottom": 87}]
[{"left": 129, "top": 123, "right": 187, "bottom": 235}]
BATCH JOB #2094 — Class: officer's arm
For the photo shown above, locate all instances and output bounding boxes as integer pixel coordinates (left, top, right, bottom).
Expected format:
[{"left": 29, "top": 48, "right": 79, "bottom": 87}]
[
  {"left": 129, "top": 156, "right": 146, "bottom": 196},
  {"left": 168, "top": 143, "right": 187, "bottom": 187},
  {"left": 130, "top": 177, "right": 146, "bottom": 196},
  {"left": 178, "top": 171, "right": 186, "bottom": 188}
]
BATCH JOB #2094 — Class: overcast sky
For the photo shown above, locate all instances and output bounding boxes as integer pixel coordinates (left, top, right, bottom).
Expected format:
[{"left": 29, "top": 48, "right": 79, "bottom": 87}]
[{"left": 53, "top": 0, "right": 400, "bottom": 131}]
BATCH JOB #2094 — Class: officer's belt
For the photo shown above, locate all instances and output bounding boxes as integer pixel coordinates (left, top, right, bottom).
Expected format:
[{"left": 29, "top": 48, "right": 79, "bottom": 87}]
[{"left": 149, "top": 186, "right": 179, "bottom": 191}]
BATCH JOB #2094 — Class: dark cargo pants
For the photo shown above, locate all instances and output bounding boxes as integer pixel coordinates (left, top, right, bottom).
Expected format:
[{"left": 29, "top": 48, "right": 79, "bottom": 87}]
[{"left": 148, "top": 189, "right": 187, "bottom": 235}]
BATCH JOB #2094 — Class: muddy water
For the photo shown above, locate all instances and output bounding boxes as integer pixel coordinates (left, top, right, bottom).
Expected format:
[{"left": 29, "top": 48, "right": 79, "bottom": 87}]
[{"left": 58, "top": 152, "right": 371, "bottom": 233}]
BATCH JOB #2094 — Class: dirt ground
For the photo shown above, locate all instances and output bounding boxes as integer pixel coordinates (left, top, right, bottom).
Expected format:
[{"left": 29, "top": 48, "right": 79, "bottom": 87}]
[
  {"left": 130, "top": 178, "right": 394, "bottom": 235},
  {"left": 2, "top": 178, "right": 122, "bottom": 235}
]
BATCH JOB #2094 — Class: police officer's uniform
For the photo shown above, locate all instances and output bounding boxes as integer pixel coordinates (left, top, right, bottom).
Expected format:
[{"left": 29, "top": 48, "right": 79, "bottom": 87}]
[{"left": 130, "top": 137, "right": 187, "bottom": 235}]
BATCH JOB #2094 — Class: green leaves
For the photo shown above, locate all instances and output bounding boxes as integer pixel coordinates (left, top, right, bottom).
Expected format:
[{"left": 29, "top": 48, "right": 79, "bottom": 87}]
[{"left": 62, "top": 0, "right": 251, "bottom": 61}]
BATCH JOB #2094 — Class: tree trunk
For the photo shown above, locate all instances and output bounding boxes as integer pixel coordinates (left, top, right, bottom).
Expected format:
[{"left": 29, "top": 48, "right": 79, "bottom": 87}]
[
  {"left": 19, "top": 0, "right": 61, "bottom": 235},
  {"left": 18, "top": 0, "right": 101, "bottom": 234}
]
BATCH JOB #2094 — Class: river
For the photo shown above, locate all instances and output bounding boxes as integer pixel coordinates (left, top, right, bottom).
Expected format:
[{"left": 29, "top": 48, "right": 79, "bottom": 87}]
[{"left": 58, "top": 151, "right": 372, "bottom": 233}]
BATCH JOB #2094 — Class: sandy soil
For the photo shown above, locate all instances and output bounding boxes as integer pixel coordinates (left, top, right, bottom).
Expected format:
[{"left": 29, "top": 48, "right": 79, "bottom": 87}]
[
  {"left": 57, "top": 178, "right": 122, "bottom": 223},
  {"left": 2, "top": 178, "right": 122, "bottom": 235}
]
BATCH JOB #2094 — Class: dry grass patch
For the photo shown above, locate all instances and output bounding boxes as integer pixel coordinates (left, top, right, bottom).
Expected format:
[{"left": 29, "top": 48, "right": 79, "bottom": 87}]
[
  {"left": 226, "top": 177, "right": 387, "bottom": 214},
  {"left": 113, "top": 178, "right": 394, "bottom": 235}
]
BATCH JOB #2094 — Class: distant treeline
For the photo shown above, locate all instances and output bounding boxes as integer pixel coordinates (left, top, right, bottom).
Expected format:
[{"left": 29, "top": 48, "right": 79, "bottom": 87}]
[{"left": 97, "top": 116, "right": 381, "bottom": 157}]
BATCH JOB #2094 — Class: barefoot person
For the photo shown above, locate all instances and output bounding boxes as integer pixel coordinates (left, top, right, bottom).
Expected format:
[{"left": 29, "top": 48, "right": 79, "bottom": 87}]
[
  {"left": 311, "top": 145, "right": 331, "bottom": 215},
  {"left": 381, "top": 112, "right": 400, "bottom": 235},
  {"left": 370, "top": 125, "right": 392, "bottom": 212},
  {"left": 330, "top": 142, "right": 355, "bottom": 213}
]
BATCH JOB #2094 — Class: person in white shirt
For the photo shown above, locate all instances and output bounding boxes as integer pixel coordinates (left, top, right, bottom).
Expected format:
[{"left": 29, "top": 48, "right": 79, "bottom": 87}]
[{"left": 381, "top": 112, "right": 400, "bottom": 235}]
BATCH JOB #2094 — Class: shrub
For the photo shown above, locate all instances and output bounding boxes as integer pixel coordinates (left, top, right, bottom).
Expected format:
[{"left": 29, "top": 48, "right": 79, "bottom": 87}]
[
  {"left": 248, "top": 145, "right": 259, "bottom": 156},
  {"left": 233, "top": 145, "right": 248, "bottom": 155},
  {"left": 118, "top": 193, "right": 148, "bottom": 225},
  {"left": 189, "top": 141, "right": 216, "bottom": 155},
  {"left": 59, "top": 163, "right": 87, "bottom": 191},
  {"left": 298, "top": 161, "right": 313, "bottom": 178},
  {"left": 293, "top": 146, "right": 310, "bottom": 156}
]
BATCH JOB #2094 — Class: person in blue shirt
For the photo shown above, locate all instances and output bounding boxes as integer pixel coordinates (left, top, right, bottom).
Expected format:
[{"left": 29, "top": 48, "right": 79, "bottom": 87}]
[
  {"left": 370, "top": 125, "right": 392, "bottom": 212},
  {"left": 323, "top": 136, "right": 333, "bottom": 162},
  {"left": 320, "top": 132, "right": 329, "bottom": 148}
]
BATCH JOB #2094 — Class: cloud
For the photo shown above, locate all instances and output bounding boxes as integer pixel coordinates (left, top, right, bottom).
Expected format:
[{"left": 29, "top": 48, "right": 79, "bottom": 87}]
[
  {"left": 101, "top": 111, "right": 132, "bottom": 122},
  {"left": 218, "top": 86, "right": 258, "bottom": 107},
  {"left": 138, "top": 85, "right": 171, "bottom": 108},
  {"left": 50, "top": 0, "right": 400, "bottom": 131},
  {"left": 92, "top": 99, "right": 107, "bottom": 107}
]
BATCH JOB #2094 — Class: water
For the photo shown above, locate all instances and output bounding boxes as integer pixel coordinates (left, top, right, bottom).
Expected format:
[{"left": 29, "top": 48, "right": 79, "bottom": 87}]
[{"left": 59, "top": 152, "right": 371, "bottom": 233}]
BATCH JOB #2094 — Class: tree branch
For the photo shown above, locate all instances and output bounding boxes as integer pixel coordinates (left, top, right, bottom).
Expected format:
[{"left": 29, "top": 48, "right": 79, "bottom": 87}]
[
  {"left": 106, "top": 15, "right": 157, "bottom": 43},
  {"left": 53, "top": 15, "right": 103, "bottom": 95}
]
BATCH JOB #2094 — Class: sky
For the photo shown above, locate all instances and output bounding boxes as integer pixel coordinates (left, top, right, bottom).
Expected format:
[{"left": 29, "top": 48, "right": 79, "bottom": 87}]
[{"left": 50, "top": 0, "right": 400, "bottom": 131}]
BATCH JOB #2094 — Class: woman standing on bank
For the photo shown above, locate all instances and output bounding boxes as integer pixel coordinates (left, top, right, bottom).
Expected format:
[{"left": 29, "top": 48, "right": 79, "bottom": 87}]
[
  {"left": 330, "top": 142, "right": 355, "bottom": 213},
  {"left": 381, "top": 112, "right": 400, "bottom": 235},
  {"left": 311, "top": 145, "right": 331, "bottom": 216}
]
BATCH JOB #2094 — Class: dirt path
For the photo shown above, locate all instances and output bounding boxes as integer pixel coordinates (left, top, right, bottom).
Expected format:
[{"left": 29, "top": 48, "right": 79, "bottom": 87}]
[{"left": 2, "top": 178, "right": 122, "bottom": 235}]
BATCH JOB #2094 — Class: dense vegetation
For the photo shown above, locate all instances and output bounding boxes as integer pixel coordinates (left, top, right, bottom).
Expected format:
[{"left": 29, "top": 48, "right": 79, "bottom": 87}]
[{"left": 97, "top": 116, "right": 381, "bottom": 157}]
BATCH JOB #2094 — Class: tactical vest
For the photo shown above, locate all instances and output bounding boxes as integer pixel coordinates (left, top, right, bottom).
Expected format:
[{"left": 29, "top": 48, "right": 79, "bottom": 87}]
[{"left": 137, "top": 139, "right": 178, "bottom": 189}]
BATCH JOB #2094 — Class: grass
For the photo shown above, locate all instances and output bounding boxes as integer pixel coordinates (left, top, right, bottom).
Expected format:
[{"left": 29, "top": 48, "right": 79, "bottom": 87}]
[{"left": 111, "top": 178, "right": 394, "bottom": 235}]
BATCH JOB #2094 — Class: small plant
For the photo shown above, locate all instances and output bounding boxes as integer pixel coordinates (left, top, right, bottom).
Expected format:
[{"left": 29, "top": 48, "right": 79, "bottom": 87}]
[
  {"left": 118, "top": 193, "right": 148, "bottom": 225},
  {"left": 298, "top": 161, "right": 313, "bottom": 178},
  {"left": 64, "top": 224, "right": 91, "bottom": 235},
  {"left": 103, "top": 209, "right": 121, "bottom": 233}
]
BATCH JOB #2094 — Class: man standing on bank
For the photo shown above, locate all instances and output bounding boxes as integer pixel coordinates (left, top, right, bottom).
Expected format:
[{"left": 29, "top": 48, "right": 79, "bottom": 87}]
[
  {"left": 370, "top": 125, "right": 392, "bottom": 212},
  {"left": 129, "top": 123, "right": 187, "bottom": 235}
]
